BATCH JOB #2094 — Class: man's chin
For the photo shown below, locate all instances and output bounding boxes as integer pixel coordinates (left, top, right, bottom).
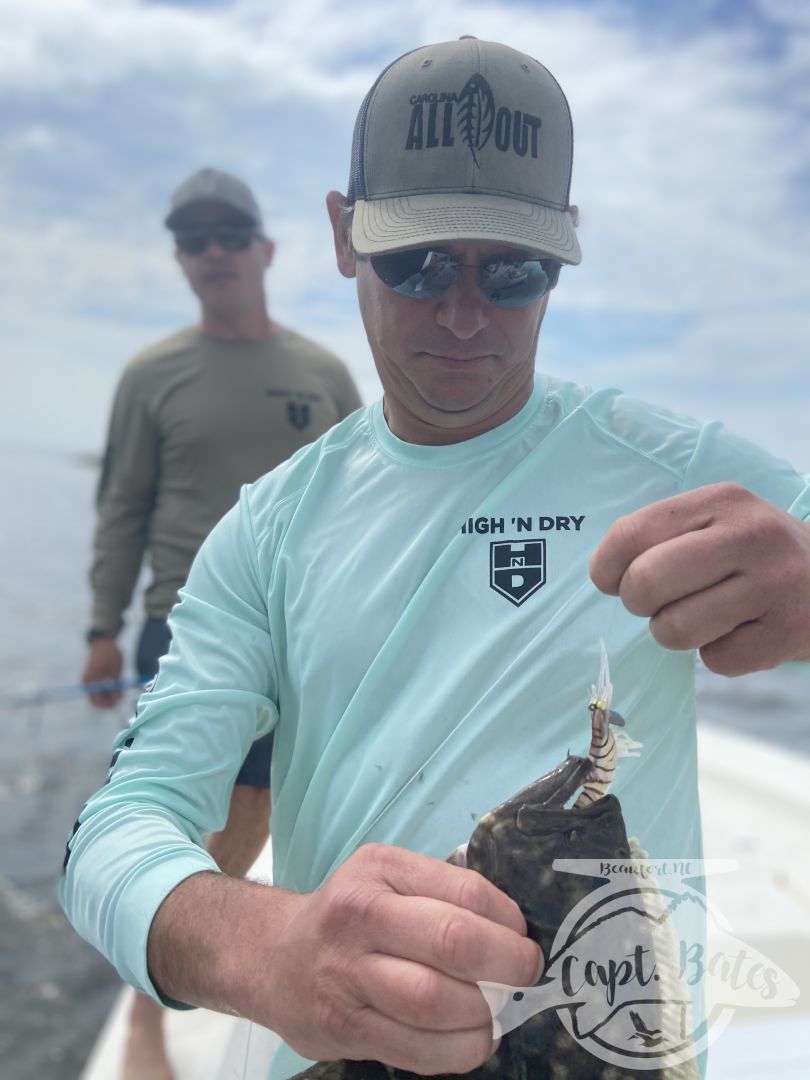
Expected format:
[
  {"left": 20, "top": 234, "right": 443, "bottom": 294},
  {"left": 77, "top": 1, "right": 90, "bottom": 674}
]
[
  {"left": 417, "top": 378, "right": 532, "bottom": 430},
  {"left": 418, "top": 376, "right": 508, "bottom": 417},
  {"left": 413, "top": 393, "right": 509, "bottom": 433}
]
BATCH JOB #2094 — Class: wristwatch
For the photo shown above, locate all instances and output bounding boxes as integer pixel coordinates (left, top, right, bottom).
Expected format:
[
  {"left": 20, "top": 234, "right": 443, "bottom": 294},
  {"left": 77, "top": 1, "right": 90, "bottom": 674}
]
[{"left": 86, "top": 629, "right": 113, "bottom": 643}]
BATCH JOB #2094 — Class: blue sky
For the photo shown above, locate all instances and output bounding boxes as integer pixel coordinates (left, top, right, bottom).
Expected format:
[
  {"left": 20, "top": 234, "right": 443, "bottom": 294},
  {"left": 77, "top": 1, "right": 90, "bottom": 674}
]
[{"left": 1, "top": 0, "right": 808, "bottom": 467}]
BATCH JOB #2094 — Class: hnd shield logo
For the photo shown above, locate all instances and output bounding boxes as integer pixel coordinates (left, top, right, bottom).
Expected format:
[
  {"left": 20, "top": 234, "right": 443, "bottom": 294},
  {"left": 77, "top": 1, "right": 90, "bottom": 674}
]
[
  {"left": 287, "top": 402, "right": 310, "bottom": 430},
  {"left": 490, "top": 540, "right": 546, "bottom": 606}
]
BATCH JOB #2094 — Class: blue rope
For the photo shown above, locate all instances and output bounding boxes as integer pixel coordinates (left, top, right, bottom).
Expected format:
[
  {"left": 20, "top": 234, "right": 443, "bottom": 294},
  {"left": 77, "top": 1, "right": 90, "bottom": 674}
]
[{"left": 0, "top": 675, "right": 152, "bottom": 710}]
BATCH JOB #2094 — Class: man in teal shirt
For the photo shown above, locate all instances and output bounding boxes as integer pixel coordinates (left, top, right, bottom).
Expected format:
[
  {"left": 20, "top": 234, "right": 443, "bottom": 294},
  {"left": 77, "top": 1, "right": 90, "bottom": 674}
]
[{"left": 61, "top": 39, "right": 810, "bottom": 1080}]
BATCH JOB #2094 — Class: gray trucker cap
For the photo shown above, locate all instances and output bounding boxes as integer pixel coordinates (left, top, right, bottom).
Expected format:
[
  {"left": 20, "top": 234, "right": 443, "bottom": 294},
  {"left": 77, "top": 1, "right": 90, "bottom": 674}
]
[
  {"left": 347, "top": 37, "right": 580, "bottom": 264},
  {"left": 165, "top": 167, "right": 263, "bottom": 230}
]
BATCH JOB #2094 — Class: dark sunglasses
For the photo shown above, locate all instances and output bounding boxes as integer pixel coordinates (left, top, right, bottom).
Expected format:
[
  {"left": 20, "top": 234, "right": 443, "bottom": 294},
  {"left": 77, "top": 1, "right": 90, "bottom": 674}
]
[
  {"left": 370, "top": 248, "right": 561, "bottom": 308},
  {"left": 173, "top": 224, "right": 257, "bottom": 255}
]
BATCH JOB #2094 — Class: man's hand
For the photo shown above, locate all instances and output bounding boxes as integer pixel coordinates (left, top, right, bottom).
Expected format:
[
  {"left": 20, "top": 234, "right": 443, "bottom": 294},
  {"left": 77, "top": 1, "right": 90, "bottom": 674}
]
[
  {"left": 149, "top": 845, "right": 542, "bottom": 1075},
  {"left": 81, "top": 638, "right": 124, "bottom": 706},
  {"left": 590, "top": 482, "right": 810, "bottom": 676}
]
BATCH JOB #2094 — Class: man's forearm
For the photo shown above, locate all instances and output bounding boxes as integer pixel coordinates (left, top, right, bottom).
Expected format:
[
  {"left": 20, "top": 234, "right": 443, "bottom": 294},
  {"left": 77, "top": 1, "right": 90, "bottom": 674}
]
[
  {"left": 90, "top": 504, "right": 150, "bottom": 634},
  {"left": 146, "top": 869, "right": 300, "bottom": 1022},
  {"left": 206, "top": 785, "right": 271, "bottom": 877}
]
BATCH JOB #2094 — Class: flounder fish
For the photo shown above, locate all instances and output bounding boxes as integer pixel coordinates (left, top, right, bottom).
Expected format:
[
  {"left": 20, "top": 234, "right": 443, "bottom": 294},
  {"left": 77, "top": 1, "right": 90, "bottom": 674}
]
[{"left": 290, "top": 650, "right": 696, "bottom": 1079}]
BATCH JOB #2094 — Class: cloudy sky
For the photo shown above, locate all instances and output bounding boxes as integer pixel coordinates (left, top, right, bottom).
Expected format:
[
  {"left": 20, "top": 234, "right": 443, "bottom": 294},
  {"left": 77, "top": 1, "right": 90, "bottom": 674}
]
[{"left": 2, "top": 0, "right": 808, "bottom": 467}]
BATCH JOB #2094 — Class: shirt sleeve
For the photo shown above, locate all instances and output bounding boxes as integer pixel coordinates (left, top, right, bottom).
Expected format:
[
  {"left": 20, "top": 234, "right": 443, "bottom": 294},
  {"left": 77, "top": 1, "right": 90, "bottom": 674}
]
[
  {"left": 89, "top": 363, "right": 160, "bottom": 635},
  {"left": 682, "top": 420, "right": 810, "bottom": 520},
  {"left": 60, "top": 486, "right": 279, "bottom": 1001}
]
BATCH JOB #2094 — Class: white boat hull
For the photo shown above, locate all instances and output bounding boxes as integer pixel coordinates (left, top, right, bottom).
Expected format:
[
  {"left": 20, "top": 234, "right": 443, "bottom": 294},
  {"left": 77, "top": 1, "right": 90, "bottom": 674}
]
[{"left": 82, "top": 725, "right": 810, "bottom": 1079}]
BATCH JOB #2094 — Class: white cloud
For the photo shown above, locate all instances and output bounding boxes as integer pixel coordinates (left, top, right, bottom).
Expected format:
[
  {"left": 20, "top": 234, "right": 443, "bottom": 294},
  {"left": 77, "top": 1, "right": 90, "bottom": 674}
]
[
  {"left": 0, "top": 0, "right": 807, "bottom": 463},
  {"left": 756, "top": 0, "right": 810, "bottom": 32},
  {"left": 0, "top": 211, "right": 180, "bottom": 316},
  {"left": 0, "top": 0, "right": 381, "bottom": 102}
]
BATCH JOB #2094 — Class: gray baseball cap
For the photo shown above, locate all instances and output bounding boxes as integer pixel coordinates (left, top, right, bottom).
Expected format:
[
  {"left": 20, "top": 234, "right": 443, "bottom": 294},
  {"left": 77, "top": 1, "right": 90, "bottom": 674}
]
[
  {"left": 164, "top": 167, "right": 263, "bottom": 230},
  {"left": 347, "top": 38, "right": 580, "bottom": 264}
]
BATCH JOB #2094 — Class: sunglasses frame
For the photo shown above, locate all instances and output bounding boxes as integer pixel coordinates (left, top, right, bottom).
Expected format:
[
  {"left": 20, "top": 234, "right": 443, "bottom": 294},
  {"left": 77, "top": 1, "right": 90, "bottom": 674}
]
[
  {"left": 369, "top": 247, "right": 562, "bottom": 308},
  {"left": 173, "top": 223, "right": 258, "bottom": 256}
]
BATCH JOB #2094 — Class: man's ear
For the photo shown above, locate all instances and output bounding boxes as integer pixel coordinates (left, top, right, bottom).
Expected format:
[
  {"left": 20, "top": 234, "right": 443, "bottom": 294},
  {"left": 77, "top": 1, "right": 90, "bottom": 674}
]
[
  {"left": 174, "top": 248, "right": 190, "bottom": 278},
  {"left": 568, "top": 204, "right": 579, "bottom": 227},
  {"left": 326, "top": 190, "right": 357, "bottom": 279},
  {"left": 260, "top": 237, "right": 275, "bottom": 270}
]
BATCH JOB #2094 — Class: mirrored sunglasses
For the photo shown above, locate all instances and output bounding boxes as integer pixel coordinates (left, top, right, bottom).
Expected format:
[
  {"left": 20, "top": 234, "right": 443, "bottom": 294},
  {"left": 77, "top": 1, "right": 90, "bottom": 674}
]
[
  {"left": 173, "top": 224, "right": 257, "bottom": 255},
  {"left": 370, "top": 248, "right": 561, "bottom": 308}
]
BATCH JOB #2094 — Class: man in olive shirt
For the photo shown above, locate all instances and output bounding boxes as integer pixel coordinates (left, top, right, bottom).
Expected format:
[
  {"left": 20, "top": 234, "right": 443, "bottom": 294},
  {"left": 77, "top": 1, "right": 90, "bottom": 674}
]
[{"left": 80, "top": 167, "right": 361, "bottom": 1078}]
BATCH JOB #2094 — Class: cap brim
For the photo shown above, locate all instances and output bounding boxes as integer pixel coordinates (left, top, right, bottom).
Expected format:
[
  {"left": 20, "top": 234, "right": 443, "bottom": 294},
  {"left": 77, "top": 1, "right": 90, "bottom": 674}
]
[
  {"left": 164, "top": 201, "right": 259, "bottom": 230},
  {"left": 351, "top": 193, "right": 581, "bottom": 265}
]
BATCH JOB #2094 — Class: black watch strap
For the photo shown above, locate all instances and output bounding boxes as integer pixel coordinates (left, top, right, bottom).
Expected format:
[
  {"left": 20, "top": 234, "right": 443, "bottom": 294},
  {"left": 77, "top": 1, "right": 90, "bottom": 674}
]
[{"left": 86, "top": 628, "right": 113, "bottom": 644}]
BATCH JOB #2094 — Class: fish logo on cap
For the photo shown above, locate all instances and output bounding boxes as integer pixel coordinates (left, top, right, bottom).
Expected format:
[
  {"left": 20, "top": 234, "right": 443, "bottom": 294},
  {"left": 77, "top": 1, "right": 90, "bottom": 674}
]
[{"left": 457, "top": 74, "right": 495, "bottom": 166}]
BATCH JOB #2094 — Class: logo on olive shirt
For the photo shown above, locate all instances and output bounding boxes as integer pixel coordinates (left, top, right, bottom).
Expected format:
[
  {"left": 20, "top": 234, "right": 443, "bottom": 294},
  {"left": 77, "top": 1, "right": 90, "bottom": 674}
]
[
  {"left": 490, "top": 540, "right": 546, "bottom": 606},
  {"left": 287, "top": 402, "right": 310, "bottom": 430}
]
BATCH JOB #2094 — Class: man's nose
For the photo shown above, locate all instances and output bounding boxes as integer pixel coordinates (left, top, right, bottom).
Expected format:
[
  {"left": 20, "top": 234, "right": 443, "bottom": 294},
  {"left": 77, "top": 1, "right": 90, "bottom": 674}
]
[
  {"left": 203, "top": 239, "right": 229, "bottom": 258},
  {"left": 434, "top": 269, "right": 491, "bottom": 339}
]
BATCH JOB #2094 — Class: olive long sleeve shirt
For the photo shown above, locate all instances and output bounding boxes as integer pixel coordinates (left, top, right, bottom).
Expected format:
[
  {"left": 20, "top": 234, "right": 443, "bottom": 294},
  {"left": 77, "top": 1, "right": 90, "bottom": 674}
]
[{"left": 89, "top": 324, "right": 362, "bottom": 636}]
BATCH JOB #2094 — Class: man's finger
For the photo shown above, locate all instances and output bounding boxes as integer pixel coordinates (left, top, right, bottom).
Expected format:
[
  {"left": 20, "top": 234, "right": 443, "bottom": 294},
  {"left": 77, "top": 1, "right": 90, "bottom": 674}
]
[
  {"left": 616, "top": 527, "right": 739, "bottom": 617},
  {"left": 318, "top": 1000, "right": 498, "bottom": 1076},
  {"left": 357, "top": 845, "right": 529, "bottom": 937},
  {"left": 648, "top": 574, "right": 763, "bottom": 653},
  {"left": 590, "top": 486, "right": 722, "bottom": 595},
  {"left": 361, "top": 891, "right": 542, "bottom": 989},
  {"left": 699, "top": 620, "right": 780, "bottom": 677},
  {"left": 357, "top": 953, "right": 495, "bottom": 1031}
]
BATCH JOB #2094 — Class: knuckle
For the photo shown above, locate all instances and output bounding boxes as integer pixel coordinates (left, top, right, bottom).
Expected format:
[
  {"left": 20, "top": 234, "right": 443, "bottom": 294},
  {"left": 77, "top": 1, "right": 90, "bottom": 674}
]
[
  {"left": 322, "top": 881, "right": 378, "bottom": 935},
  {"left": 591, "top": 515, "right": 639, "bottom": 590},
  {"left": 456, "top": 1029, "right": 497, "bottom": 1074},
  {"left": 519, "top": 938, "right": 543, "bottom": 986},
  {"left": 716, "top": 481, "right": 750, "bottom": 505},
  {"left": 699, "top": 636, "right": 759, "bottom": 677},
  {"left": 407, "top": 965, "right": 446, "bottom": 1025},
  {"left": 703, "top": 480, "right": 751, "bottom": 520},
  {"left": 620, "top": 562, "right": 658, "bottom": 616},
  {"left": 436, "top": 912, "right": 478, "bottom": 971},
  {"left": 650, "top": 608, "right": 693, "bottom": 650},
  {"left": 313, "top": 990, "right": 366, "bottom": 1051},
  {"left": 699, "top": 644, "right": 738, "bottom": 677},
  {"left": 352, "top": 842, "right": 399, "bottom": 878},
  {"left": 744, "top": 512, "right": 782, "bottom": 552},
  {"left": 355, "top": 841, "right": 389, "bottom": 865},
  {"left": 455, "top": 869, "right": 492, "bottom": 914},
  {"left": 611, "top": 512, "right": 644, "bottom": 553}
]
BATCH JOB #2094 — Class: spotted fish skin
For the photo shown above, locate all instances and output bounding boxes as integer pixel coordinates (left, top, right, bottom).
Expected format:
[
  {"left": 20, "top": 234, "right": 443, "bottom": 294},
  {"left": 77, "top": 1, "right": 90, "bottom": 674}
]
[
  {"left": 291, "top": 794, "right": 694, "bottom": 1079},
  {"left": 458, "top": 794, "right": 639, "bottom": 1078}
]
